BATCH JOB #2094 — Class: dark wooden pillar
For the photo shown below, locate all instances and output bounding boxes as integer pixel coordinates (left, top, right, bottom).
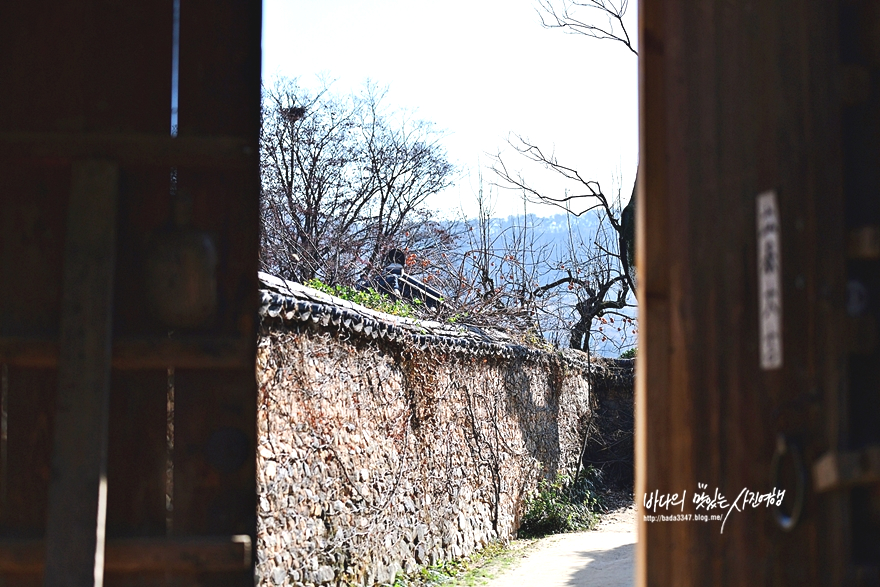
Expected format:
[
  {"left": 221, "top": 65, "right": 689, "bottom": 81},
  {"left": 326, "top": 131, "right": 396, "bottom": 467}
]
[
  {"left": 0, "top": 1, "right": 261, "bottom": 584},
  {"left": 637, "top": 1, "right": 849, "bottom": 584}
]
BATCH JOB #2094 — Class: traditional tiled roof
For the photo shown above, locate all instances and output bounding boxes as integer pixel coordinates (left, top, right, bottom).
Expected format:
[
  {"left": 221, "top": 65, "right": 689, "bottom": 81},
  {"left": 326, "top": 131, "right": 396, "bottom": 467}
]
[{"left": 258, "top": 271, "right": 598, "bottom": 369}]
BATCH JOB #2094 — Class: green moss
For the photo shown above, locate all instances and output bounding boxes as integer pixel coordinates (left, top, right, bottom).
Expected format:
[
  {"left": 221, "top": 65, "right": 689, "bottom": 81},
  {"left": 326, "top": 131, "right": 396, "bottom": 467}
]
[
  {"left": 385, "top": 540, "right": 541, "bottom": 587},
  {"left": 305, "top": 278, "right": 420, "bottom": 319}
]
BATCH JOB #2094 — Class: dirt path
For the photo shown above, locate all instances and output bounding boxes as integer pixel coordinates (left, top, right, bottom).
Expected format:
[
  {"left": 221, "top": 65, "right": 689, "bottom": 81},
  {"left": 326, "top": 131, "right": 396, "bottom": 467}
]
[{"left": 484, "top": 494, "right": 636, "bottom": 587}]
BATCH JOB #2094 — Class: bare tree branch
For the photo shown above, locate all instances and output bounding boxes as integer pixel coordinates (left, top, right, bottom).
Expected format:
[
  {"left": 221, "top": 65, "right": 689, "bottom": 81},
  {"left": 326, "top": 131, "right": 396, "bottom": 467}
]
[
  {"left": 489, "top": 135, "right": 636, "bottom": 351},
  {"left": 536, "top": 0, "right": 638, "bottom": 56},
  {"left": 260, "top": 77, "right": 454, "bottom": 286}
]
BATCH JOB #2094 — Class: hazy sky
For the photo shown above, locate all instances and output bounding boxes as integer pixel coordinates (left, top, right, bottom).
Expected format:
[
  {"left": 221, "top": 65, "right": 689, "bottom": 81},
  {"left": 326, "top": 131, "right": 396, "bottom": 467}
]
[{"left": 261, "top": 0, "right": 639, "bottom": 218}]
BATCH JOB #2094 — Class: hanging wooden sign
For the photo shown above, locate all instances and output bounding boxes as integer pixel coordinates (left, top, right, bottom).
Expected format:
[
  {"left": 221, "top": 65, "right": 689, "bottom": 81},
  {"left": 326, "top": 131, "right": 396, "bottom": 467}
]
[{"left": 757, "top": 191, "right": 783, "bottom": 370}]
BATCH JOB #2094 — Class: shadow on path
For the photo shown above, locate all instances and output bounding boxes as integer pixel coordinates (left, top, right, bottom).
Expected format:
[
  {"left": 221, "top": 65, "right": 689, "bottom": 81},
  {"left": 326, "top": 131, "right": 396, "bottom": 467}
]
[
  {"left": 486, "top": 531, "right": 635, "bottom": 587},
  {"left": 565, "top": 538, "right": 634, "bottom": 587}
]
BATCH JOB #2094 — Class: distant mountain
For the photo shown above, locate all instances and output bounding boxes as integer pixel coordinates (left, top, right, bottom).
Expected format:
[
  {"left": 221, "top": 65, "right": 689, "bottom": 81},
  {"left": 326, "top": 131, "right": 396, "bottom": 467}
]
[{"left": 482, "top": 211, "right": 601, "bottom": 243}]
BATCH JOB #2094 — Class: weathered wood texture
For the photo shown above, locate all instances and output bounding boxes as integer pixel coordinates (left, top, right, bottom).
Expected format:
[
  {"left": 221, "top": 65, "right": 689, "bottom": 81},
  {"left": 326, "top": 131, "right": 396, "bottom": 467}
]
[
  {"left": 0, "top": 0, "right": 260, "bottom": 584},
  {"left": 638, "top": 0, "right": 848, "bottom": 585},
  {"left": 0, "top": 336, "right": 251, "bottom": 370},
  {"left": 0, "top": 536, "right": 251, "bottom": 574},
  {"left": 43, "top": 160, "right": 119, "bottom": 587},
  {"left": 839, "top": 1, "right": 880, "bottom": 574},
  {"left": 172, "top": 1, "right": 261, "bottom": 585},
  {"left": 0, "top": 2, "right": 172, "bottom": 586},
  {"left": 0, "top": 133, "right": 253, "bottom": 169}
]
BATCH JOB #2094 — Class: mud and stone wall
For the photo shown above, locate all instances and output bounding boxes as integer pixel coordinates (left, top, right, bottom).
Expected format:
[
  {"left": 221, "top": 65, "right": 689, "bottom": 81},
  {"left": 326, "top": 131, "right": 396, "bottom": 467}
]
[
  {"left": 256, "top": 328, "right": 604, "bottom": 586},
  {"left": 253, "top": 274, "right": 633, "bottom": 587},
  {"left": 581, "top": 359, "right": 635, "bottom": 488}
]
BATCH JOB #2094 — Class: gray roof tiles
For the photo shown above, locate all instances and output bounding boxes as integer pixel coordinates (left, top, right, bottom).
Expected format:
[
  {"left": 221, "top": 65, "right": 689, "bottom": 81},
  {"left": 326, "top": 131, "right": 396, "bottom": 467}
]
[{"left": 259, "top": 271, "right": 590, "bottom": 366}]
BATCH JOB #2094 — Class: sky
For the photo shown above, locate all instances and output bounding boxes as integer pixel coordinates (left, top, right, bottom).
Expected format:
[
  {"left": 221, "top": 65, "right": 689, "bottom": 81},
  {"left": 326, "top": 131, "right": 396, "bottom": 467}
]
[{"left": 261, "top": 0, "right": 639, "bottom": 219}]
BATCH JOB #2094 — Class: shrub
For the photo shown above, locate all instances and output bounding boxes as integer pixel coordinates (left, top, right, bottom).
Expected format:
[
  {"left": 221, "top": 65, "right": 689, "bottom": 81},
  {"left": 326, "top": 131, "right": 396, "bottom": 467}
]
[
  {"left": 619, "top": 347, "right": 637, "bottom": 359},
  {"left": 518, "top": 469, "right": 603, "bottom": 537}
]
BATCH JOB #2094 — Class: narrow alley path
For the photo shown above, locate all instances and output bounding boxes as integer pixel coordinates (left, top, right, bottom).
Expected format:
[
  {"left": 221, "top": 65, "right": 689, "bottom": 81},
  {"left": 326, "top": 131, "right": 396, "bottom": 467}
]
[{"left": 485, "top": 498, "right": 636, "bottom": 587}]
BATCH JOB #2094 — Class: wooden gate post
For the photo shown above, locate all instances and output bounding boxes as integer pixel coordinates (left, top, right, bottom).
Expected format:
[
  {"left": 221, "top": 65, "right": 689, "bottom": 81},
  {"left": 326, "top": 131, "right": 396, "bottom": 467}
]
[{"left": 43, "top": 160, "right": 118, "bottom": 587}]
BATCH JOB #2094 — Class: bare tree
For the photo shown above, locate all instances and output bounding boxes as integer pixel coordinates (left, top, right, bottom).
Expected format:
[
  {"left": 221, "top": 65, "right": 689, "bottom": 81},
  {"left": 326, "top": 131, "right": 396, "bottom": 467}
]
[
  {"left": 356, "top": 84, "right": 455, "bottom": 269},
  {"left": 260, "top": 78, "right": 362, "bottom": 282},
  {"left": 443, "top": 180, "right": 555, "bottom": 332},
  {"left": 260, "top": 77, "right": 454, "bottom": 285},
  {"left": 468, "top": 0, "right": 639, "bottom": 353},
  {"left": 540, "top": 191, "right": 635, "bottom": 351},
  {"left": 490, "top": 143, "right": 636, "bottom": 351},
  {"left": 383, "top": 173, "right": 562, "bottom": 335}
]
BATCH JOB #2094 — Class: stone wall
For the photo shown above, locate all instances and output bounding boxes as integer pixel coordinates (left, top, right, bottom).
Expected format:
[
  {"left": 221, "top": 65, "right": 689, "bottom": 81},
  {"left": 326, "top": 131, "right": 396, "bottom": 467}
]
[
  {"left": 582, "top": 359, "right": 635, "bottom": 488},
  {"left": 254, "top": 274, "right": 631, "bottom": 587}
]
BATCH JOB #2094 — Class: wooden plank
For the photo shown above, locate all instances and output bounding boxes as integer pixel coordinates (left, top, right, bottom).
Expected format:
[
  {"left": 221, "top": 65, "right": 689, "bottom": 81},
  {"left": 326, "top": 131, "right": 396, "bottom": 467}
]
[
  {"left": 1, "top": 367, "right": 57, "bottom": 587},
  {"left": 176, "top": 0, "right": 261, "bottom": 340},
  {"left": 638, "top": 0, "right": 845, "bottom": 584},
  {"left": 847, "top": 316, "right": 878, "bottom": 355},
  {"left": 108, "top": 536, "right": 251, "bottom": 573},
  {"left": 840, "top": 0, "right": 880, "bottom": 572},
  {"left": 0, "top": 133, "right": 255, "bottom": 169},
  {"left": 0, "top": 162, "right": 69, "bottom": 339},
  {"left": 43, "top": 160, "right": 118, "bottom": 587},
  {"left": 104, "top": 371, "right": 167, "bottom": 539},
  {"left": 0, "top": 336, "right": 251, "bottom": 370},
  {"left": 172, "top": 370, "right": 256, "bottom": 586},
  {"left": 2, "top": 368, "right": 56, "bottom": 534},
  {"left": 635, "top": 0, "right": 670, "bottom": 584},
  {"left": 0, "top": 1, "right": 172, "bottom": 135},
  {"left": 0, "top": 536, "right": 251, "bottom": 574},
  {"left": 171, "top": 2, "right": 260, "bottom": 584},
  {"left": 803, "top": 2, "right": 848, "bottom": 584},
  {"left": 111, "top": 338, "right": 250, "bottom": 370},
  {"left": 0, "top": 1, "right": 219, "bottom": 586}
]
